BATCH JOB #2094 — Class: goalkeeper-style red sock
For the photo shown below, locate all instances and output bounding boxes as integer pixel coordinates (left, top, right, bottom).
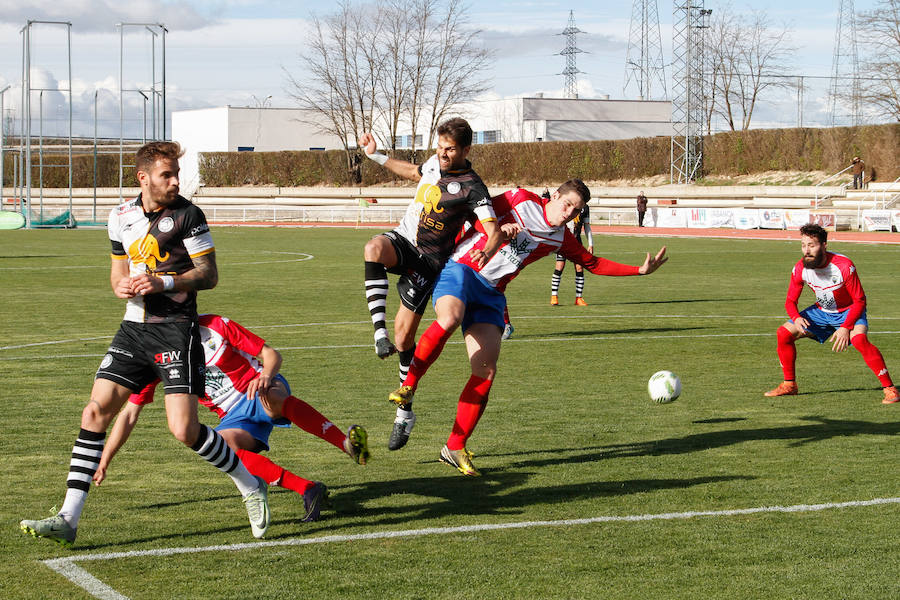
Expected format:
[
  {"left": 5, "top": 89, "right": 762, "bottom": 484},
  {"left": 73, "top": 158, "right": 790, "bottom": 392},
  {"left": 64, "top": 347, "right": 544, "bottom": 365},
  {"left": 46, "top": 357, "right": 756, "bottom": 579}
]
[
  {"left": 281, "top": 395, "right": 346, "bottom": 451},
  {"left": 446, "top": 374, "right": 493, "bottom": 451},
  {"left": 404, "top": 321, "right": 452, "bottom": 390},
  {"left": 851, "top": 333, "right": 894, "bottom": 387},
  {"left": 776, "top": 326, "right": 797, "bottom": 381},
  {"left": 235, "top": 448, "right": 313, "bottom": 494}
]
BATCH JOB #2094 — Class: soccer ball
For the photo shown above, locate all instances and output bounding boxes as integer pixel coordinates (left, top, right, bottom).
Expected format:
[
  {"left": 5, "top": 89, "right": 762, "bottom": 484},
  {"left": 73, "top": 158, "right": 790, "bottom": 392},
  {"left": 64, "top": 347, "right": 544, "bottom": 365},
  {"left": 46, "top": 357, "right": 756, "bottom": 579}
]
[{"left": 648, "top": 370, "right": 681, "bottom": 404}]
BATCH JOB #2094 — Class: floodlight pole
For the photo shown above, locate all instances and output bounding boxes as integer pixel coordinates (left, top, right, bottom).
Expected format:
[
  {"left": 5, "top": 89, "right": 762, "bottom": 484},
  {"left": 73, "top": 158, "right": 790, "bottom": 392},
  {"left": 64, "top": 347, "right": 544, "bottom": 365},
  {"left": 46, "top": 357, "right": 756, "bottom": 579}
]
[{"left": 0, "top": 84, "right": 9, "bottom": 205}]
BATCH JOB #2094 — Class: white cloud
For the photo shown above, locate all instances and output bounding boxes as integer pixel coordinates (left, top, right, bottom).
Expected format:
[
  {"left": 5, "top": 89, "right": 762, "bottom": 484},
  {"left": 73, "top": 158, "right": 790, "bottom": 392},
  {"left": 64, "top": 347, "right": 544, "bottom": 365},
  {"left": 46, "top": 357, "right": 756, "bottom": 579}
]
[{"left": 0, "top": 0, "right": 212, "bottom": 32}]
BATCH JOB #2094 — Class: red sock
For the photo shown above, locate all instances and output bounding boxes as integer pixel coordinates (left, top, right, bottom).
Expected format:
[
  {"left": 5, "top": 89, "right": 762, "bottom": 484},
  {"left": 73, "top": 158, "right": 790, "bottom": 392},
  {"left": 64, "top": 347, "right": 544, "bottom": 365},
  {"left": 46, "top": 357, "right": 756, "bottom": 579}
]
[
  {"left": 851, "top": 333, "right": 894, "bottom": 387},
  {"left": 446, "top": 374, "right": 493, "bottom": 451},
  {"left": 404, "top": 321, "right": 452, "bottom": 390},
  {"left": 281, "top": 396, "right": 346, "bottom": 451},
  {"left": 235, "top": 448, "right": 313, "bottom": 494},
  {"left": 776, "top": 326, "right": 797, "bottom": 381}
]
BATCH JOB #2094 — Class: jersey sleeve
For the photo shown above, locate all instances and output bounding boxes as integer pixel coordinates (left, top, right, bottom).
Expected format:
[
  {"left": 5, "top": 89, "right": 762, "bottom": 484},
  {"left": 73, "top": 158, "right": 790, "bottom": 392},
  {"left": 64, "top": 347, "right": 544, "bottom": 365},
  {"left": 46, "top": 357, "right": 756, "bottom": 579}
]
[
  {"left": 467, "top": 182, "right": 496, "bottom": 224},
  {"left": 560, "top": 230, "right": 640, "bottom": 276},
  {"left": 107, "top": 208, "right": 127, "bottom": 258},
  {"left": 784, "top": 263, "right": 804, "bottom": 321},
  {"left": 129, "top": 379, "right": 160, "bottom": 406},
  {"left": 180, "top": 204, "right": 215, "bottom": 258},
  {"left": 221, "top": 317, "right": 267, "bottom": 357},
  {"left": 839, "top": 261, "right": 866, "bottom": 328}
]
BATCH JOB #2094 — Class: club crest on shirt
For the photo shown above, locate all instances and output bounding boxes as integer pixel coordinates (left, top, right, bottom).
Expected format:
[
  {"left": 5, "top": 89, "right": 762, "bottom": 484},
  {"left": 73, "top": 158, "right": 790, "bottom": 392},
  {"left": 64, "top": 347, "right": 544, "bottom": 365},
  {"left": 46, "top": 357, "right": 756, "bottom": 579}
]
[{"left": 158, "top": 216, "right": 175, "bottom": 233}]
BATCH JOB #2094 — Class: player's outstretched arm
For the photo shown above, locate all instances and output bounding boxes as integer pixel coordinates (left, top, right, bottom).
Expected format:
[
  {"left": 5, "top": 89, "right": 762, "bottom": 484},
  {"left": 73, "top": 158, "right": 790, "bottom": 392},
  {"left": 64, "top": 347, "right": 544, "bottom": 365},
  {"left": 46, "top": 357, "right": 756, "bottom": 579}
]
[
  {"left": 359, "top": 132, "right": 421, "bottom": 182},
  {"left": 94, "top": 401, "right": 145, "bottom": 486},
  {"left": 638, "top": 246, "right": 668, "bottom": 275}
]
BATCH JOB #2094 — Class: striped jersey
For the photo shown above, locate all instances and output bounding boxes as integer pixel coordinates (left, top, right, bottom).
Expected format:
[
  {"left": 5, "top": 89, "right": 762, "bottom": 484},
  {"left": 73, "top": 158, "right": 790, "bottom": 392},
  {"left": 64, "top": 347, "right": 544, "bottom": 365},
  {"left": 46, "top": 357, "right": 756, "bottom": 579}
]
[
  {"left": 785, "top": 251, "right": 866, "bottom": 327},
  {"left": 108, "top": 194, "right": 214, "bottom": 323},
  {"left": 451, "top": 188, "right": 639, "bottom": 292}
]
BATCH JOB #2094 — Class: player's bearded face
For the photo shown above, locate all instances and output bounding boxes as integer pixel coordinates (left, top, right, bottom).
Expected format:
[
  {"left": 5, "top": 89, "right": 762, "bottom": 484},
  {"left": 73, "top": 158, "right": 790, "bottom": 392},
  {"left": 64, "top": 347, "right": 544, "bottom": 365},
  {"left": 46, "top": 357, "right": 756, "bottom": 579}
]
[
  {"left": 141, "top": 158, "right": 180, "bottom": 206},
  {"left": 435, "top": 135, "right": 469, "bottom": 171},
  {"left": 800, "top": 235, "right": 826, "bottom": 268}
]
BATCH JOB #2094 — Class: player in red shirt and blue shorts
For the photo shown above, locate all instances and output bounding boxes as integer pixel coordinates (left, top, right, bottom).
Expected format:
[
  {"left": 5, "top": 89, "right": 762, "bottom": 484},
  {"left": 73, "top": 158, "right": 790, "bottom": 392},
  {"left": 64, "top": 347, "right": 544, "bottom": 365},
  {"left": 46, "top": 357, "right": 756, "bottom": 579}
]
[
  {"left": 387, "top": 180, "right": 668, "bottom": 475},
  {"left": 765, "top": 223, "right": 899, "bottom": 404}
]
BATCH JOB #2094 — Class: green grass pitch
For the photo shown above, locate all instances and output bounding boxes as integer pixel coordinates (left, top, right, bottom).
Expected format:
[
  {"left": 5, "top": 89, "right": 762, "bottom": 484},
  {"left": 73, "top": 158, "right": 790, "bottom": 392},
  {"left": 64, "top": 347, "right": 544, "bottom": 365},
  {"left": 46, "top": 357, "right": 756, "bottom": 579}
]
[{"left": 1, "top": 227, "right": 899, "bottom": 599}]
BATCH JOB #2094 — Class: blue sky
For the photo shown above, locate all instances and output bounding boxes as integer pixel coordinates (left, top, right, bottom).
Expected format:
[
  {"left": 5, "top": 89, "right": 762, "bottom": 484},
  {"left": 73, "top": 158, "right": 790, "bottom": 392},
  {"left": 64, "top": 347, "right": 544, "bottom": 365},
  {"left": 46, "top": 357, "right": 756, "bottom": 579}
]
[{"left": 0, "top": 0, "right": 880, "bottom": 137}]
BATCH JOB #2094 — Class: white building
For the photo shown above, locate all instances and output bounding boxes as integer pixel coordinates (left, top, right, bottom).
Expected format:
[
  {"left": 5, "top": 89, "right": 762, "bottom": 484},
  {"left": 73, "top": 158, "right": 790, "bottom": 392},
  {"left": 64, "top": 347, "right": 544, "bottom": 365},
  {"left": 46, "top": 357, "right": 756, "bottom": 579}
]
[
  {"left": 172, "top": 106, "right": 345, "bottom": 194},
  {"left": 172, "top": 98, "right": 672, "bottom": 187}
]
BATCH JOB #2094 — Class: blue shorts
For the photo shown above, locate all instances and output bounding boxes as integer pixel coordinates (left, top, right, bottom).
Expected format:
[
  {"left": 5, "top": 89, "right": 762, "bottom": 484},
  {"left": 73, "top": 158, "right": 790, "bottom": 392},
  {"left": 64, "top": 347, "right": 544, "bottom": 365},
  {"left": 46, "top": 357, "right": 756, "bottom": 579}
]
[
  {"left": 432, "top": 261, "right": 506, "bottom": 332},
  {"left": 794, "top": 305, "right": 868, "bottom": 344},
  {"left": 215, "top": 374, "right": 291, "bottom": 451}
]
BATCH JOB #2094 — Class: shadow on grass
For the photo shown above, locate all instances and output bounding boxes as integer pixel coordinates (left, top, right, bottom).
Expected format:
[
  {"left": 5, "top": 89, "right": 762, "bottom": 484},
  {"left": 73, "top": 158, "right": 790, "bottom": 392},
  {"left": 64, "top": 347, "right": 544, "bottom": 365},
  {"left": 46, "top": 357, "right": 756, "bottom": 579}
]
[
  {"left": 270, "top": 472, "right": 750, "bottom": 539},
  {"left": 615, "top": 298, "right": 740, "bottom": 306}
]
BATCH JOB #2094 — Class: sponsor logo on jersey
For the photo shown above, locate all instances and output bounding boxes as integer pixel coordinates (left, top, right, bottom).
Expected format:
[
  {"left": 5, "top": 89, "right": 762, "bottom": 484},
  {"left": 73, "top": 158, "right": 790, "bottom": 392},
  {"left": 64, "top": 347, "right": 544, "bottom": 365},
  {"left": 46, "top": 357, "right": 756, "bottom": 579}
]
[
  {"left": 158, "top": 216, "right": 175, "bottom": 233},
  {"left": 190, "top": 224, "right": 209, "bottom": 237},
  {"left": 417, "top": 183, "right": 445, "bottom": 230},
  {"left": 154, "top": 350, "right": 182, "bottom": 364},
  {"left": 168, "top": 368, "right": 181, "bottom": 379},
  {"left": 128, "top": 235, "right": 171, "bottom": 272}
]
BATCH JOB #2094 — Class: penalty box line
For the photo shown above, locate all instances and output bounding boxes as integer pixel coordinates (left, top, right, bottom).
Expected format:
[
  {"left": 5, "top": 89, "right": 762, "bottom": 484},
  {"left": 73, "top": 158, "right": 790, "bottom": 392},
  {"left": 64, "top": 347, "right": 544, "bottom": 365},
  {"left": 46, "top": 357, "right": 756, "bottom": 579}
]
[{"left": 42, "top": 496, "right": 900, "bottom": 600}]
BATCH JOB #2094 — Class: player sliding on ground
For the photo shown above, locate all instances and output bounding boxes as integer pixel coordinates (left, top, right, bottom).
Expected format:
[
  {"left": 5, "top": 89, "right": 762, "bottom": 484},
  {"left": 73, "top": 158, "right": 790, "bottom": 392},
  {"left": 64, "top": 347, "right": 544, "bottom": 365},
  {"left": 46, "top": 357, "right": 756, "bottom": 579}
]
[
  {"left": 764, "top": 223, "right": 899, "bottom": 404},
  {"left": 387, "top": 180, "right": 668, "bottom": 475},
  {"left": 94, "top": 314, "right": 370, "bottom": 523}
]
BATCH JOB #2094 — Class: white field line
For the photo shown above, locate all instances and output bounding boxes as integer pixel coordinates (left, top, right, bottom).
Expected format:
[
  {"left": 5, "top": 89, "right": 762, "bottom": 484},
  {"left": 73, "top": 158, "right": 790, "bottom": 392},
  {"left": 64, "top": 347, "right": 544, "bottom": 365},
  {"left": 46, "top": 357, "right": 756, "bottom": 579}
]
[
  {"left": 0, "top": 251, "right": 314, "bottom": 271},
  {"left": 6, "top": 314, "right": 900, "bottom": 351},
  {"left": 41, "top": 496, "right": 900, "bottom": 600},
  {"left": 4, "top": 330, "right": 900, "bottom": 362}
]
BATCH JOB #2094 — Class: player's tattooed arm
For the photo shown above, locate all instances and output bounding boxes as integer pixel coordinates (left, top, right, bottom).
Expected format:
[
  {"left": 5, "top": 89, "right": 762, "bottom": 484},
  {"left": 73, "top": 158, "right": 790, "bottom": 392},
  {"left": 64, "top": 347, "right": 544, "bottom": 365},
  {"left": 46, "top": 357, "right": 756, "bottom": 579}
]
[{"left": 180, "top": 251, "right": 219, "bottom": 291}]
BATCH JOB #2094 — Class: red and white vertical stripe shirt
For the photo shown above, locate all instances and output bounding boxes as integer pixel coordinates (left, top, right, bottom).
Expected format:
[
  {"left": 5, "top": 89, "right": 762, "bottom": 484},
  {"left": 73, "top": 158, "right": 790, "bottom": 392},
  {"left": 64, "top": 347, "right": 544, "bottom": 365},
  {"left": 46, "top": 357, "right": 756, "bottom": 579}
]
[
  {"left": 450, "top": 188, "right": 640, "bottom": 292},
  {"left": 785, "top": 252, "right": 866, "bottom": 328}
]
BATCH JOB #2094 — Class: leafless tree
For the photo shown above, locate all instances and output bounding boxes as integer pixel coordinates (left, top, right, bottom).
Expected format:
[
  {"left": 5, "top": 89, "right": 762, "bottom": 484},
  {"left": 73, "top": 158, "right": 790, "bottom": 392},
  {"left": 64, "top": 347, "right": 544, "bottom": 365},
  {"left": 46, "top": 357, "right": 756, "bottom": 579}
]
[
  {"left": 857, "top": 0, "right": 900, "bottom": 121},
  {"left": 285, "top": 1, "right": 385, "bottom": 175},
  {"left": 286, "top": 0, "right": 492, "bottom": 165},
  {"left": 421, "top": 0, "right": 492, "bottom": 148},
  {"left": 704, "top": 7, "right": 794, "bottom": 131}
]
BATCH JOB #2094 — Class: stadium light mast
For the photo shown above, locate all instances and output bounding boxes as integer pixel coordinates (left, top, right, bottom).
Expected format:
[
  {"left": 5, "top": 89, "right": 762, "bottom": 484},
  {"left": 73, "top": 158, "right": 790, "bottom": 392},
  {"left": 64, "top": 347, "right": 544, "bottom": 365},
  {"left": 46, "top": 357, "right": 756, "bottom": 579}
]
[
  {"left": 670, "top": 2, "right": 710, "bottom": 183},
  {"left": 623, "top": 0, "right": 668, "bottom": 100},
  {"left": 829, "top": 0, "right": 860, "bottom": 126},
  {"left": 557, "top": 11, "right": 586, "bottom": 99}
]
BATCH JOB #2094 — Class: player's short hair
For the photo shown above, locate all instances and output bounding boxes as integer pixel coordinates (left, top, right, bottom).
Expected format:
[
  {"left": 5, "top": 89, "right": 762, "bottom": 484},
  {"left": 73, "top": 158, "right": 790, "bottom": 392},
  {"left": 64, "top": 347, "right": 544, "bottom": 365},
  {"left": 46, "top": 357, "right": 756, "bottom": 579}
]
[
  {"left": 799, "top": 223, "right": 827, "bottom": 243},
  {"left": 437, "top": 117, "right": 473, "bottom": 148},
  {"left": 135, "top": 141, "right": 184, "bottom": 173},
  {"left": 557, "top": 179, "right": 591, "bottom": 204}
]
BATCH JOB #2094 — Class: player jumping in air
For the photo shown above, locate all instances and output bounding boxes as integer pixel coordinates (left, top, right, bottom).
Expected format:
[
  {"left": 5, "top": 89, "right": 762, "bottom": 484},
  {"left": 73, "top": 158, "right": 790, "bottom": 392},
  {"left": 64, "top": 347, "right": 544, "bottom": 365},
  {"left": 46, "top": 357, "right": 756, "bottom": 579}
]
[{"left": 387, "top": 180, "right": 668, "bottom": 474}]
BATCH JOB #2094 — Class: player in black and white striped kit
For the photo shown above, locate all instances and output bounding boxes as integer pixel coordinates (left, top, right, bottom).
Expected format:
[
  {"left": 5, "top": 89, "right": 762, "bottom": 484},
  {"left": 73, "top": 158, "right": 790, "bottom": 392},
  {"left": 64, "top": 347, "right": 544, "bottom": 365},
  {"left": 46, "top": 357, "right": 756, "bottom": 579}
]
[{"left": 20, "top": 142, "right": 270, "bottom": 547}]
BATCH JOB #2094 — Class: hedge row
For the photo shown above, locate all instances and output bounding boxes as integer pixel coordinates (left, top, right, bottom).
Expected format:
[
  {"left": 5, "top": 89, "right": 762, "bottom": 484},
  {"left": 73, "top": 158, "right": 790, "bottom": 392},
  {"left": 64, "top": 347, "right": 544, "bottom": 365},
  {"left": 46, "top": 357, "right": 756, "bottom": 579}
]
[
  {"left": 4, "top": 123, "right": 897, "bottom": 188},
  {"left": 1, "top": 153, "right": 137, "bottom": 187},
  {"left": 198, "top": 123, "right": 899, "bottom": 187}
]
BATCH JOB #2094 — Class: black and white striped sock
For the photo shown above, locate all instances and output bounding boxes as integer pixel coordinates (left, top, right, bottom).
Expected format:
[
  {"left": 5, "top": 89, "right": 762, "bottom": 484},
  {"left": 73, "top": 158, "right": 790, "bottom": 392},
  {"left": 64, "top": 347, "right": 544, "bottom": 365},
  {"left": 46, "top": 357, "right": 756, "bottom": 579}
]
[
  {"left": 191, "top": 424, "right": 258, "bottom": 495},
  {"left": 575, "top": 271, "right": 585, "bottom": 297},
  {"left": 59, "top": 428, "right": 105, "bottom": 527},
  {"left": 365, "top": 261, "right": 390, "bottom": 342},
  {"left": 551, "top": 269, "right": 562, "bottom": 295}
]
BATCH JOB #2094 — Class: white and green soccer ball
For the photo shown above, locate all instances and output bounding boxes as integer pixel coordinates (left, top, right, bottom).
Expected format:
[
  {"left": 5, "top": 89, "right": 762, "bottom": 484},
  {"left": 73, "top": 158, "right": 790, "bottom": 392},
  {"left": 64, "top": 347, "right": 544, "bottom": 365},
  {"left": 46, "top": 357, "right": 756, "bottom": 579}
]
[{"left": 648, "top": 370, "right": 681, "bottom": 404}]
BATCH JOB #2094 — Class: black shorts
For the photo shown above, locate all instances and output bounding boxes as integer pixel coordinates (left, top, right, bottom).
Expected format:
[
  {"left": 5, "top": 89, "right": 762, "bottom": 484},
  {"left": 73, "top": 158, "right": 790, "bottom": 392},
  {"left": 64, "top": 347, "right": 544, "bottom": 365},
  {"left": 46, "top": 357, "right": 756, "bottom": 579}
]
[
  {"left": 96, "top": 320, "right": 205, "bottom": 396},
  {"left": 381, "top": 231, "right": 440, "bottom": 315}
]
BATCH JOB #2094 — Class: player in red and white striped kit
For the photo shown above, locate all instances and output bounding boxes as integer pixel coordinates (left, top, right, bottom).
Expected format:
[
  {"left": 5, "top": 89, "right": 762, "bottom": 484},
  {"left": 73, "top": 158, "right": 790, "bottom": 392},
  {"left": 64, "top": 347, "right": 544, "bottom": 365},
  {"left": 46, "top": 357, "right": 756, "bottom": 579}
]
[
  {"left": 765, "top": 223, "right": 898, "bottom": 404},
  {"left": 387, "top": 180, "right": 668, "bottom": 475},
  {"left": 94, "top": 314, "right": 370, "bottom": 522}
]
